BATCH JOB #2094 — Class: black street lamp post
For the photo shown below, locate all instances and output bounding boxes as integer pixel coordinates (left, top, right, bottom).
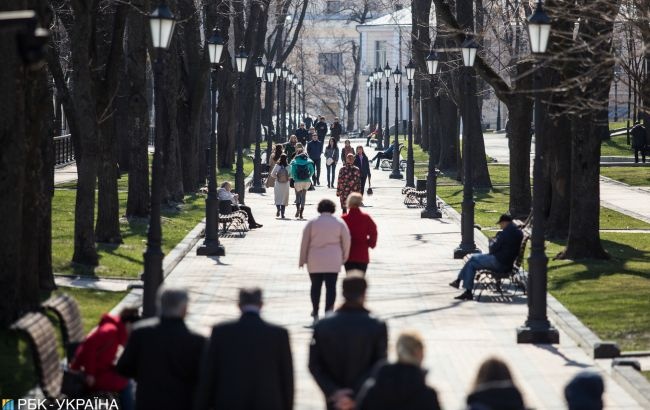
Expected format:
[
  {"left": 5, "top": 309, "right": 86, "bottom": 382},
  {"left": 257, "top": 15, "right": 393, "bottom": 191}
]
[
  {"left": 265, "top": 64, "right": 276, "bottom": 160},
  {"left": 275, "top": 64, "right": 283, "bottom": 141},
  {"left": 389, "top": 66, "right": 403, "bottom": 180},
  {"left": 369, "top": 75, "right": 374, "bottom": 131},
  {"left": 298, "top": 82, "right": 303, "bottom": 124},
  {"left": 405, "top": 60, "right": 416, "bottom": 188},
  {"left": 614, "top": 70, "right": 619, "bottom": 122},
  {"left": 375, "top": 66, "right": 384, "bottom": 150},
  {"left": 250, "top": 57, "right": 266, "bottom": 194},
  {"left": 517, "top": 0, "right": 559, "bottom": 344},
  {"left": 234, "top": 45, "right": 249, "bottom": 202},
  {"left": 287, "top": 70, "right": 294, "bottom": 134},
  {"left": 292, "top": 76, "right": 298, "bottom": 132},
  {"left": 384, "top": 63, "right": 392, "bottom": 149},
  {"left": 422, "top": 50, "right": 442, "bottom": 219},
  {"left": 197, "top": 29, "right": 226, "bottom": 257},
  {"left": 144, "top": 3, "right": 176, "bottom": 317},
  {"left": 281, "top": 65, "right": 288, "bottom": 139},
  {"left": 453, "top": 35, "right": 481, "bottom": 259},
  {"left": 366, "top": 78, "right": 371, "bottom": 129}
]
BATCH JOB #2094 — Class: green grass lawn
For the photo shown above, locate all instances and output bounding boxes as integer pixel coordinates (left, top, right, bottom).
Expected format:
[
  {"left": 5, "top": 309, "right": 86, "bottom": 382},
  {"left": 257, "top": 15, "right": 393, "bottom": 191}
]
[
  {"left": 601, "top": 134, "right": 634, "bottom": 157},
  {"left": 644, "top": 371, "right": 650, "bottom": 382},
  {"left": 0, "top": 288, "right": 126, "bottom": 397},
  {"left": 601, "top": 167, "right": 650, "bottom": 186},
  {"left": 610, "top": 120, "right": 631, "bottom": 130},
  {"left": 435, "top": 166, "right": 650, "bottom": 351}
]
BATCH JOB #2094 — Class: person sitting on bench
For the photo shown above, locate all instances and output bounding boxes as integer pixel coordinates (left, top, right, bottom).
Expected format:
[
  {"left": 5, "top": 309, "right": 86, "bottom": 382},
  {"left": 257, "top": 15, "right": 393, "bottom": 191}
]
[
  {"left": 449, "top": 214, "right": 523, "bottom": 301},
  {"left": 365, "top": 124, "right": 380, "bottom": 146},
  {"left": 369, "top": 144, "right": 395, "bottom": 169},
  {"left": 217, "top": 181, "right": 263, "bottom": 229}
]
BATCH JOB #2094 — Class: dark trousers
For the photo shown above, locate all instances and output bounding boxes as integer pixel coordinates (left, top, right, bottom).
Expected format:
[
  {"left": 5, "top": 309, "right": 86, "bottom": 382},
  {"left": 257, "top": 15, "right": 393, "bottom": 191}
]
[
  {"left": 309, "top": 273, "right": 338, "bottom": 313},
  {"left": 634, "top": 148, "right": 646, "bottom": 163},
  {"left": 233, "top": 205, "right": 257, "bottom": 226},
  {"left": 360, "top": 174, "right": 368, "bottom": 194},
  {"left": 370, "top": 152, "right": 390, "bottom": 168},
  {"left": 344, "top": 262, "right": 368, "bottom": 275},
  {"left": 312, "top": 158, "right": 321, "bottom": 185},
  {"left": 326, "top": 162, "right": 337, "bottom": 187}
]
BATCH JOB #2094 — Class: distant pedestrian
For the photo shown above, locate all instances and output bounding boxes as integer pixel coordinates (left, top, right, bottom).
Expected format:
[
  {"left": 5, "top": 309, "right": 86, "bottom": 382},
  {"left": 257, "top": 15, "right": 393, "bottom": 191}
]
[
  {"left": 271, "top": 154, "right": 291, "bottom": 218},
  {"left": 309, "top": 275, "right": 388, "bottom": 410},
  {"left": 194, "top": 287, "right": 294, "bottom": 410},
  {"left": 369, "top": 144, "right": 395, "bottom": 169},
  {"left": 266, "top": 144, "right": 284, "bottom": 188},
  {"left": 285, "top": 135, "right": 298, "bottom": 160},
  {"left": 295, "top": 123, "right": 309, "bottom": 145},
  {"left": 307, "top": 133, "right": 323, "bottom": 186},
  {"left": 218, "top": 181, "right": 263, "bottom": 229},
  {"left": 315, "top": 116, "right": 328, "bottom": 150},
  {"left": 300, "top": 199, "right": 351, "bottom": 322},
  {"left": 117, "top": 287, "right": 204, "bottom": 410},
  {"left": 356, "top": 331, "right": 441, "bottom": 410},
  {"left": 290, "top": 151, "right": 315, "bottom": 219},
  {"left": 305, "top": 115, "right": 314, "bottom": 130},
  {"left": 631, "top": 120, "right": 647, "bottom": 163},
  {"left": 337, "top": 153, "right": 362, "bottom": 214},
  {"left": 342, "top": 193, "right": 377, "bottom": 275},
  {"left": 466, "top": 357, "right": 525, "bottom": 410},
  {"left": 341, "top": 139, "right": 355, "bottom": 159},
  {"left": 354, "top": 145, "right": 371, "bottom": 195},
  {"left": 330, "top": 117, "right": 343, "bottom": 142},
  {"left": 324, "top": 137, "right": 340, "bottom": 188},
  {"left": 71, "top": 307, "right": 140, "bottom": 409},
  {"left": 564, "top": 371, "right": 604, "bottom": 410}
]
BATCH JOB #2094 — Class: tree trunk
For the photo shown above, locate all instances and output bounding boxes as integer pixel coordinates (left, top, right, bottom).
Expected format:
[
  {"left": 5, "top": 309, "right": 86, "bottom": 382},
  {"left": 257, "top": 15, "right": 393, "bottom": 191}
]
[
  {"left": 438, "top": 95, "right": 459, "bottom": 172},
  {"left": 346, "top": 41, "right": 360, "bottom": 132}
]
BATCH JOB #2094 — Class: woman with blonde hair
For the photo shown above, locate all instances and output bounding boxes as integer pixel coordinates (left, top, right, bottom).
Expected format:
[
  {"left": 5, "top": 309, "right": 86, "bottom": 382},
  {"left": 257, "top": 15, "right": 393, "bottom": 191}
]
[
  {"left": 357, "top": 331, "right": 441, "bottom": 410},
  {"left": 285, "top": 135, "right": 298, "bottom": 160}
]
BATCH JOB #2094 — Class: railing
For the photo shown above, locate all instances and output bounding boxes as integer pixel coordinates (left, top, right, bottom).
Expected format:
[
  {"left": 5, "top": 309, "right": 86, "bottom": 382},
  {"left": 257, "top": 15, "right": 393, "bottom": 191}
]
[{"left": 54, "top": 134, "right": 75, "bottom": 166}]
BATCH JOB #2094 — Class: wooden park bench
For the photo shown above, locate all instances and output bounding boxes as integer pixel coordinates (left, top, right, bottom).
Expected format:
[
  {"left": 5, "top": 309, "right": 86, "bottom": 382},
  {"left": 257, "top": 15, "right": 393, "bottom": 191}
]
[
  {"left": 218, "top": 200, "right": 248, "bottom": 237},
  {"left": 379, "top": 145, "right": 406, "bottom": 171},
  {"left": 473, "top": 227, "right": 530, "bottom": 301},
  {"left": 42, "top": 294, "right": 85, "bottom": 362}
]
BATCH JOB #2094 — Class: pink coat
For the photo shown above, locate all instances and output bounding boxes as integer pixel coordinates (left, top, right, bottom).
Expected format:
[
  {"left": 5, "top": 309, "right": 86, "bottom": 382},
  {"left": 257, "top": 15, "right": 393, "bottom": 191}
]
[{"left": 300, "top": 213, "right": 351, "bottom": 273}]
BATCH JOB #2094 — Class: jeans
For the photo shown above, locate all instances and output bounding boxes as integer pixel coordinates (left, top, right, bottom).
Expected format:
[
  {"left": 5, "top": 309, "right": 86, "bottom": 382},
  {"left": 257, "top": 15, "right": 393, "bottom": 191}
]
[
  {"left": 370, "top": 152, "right": 390, "bottom": 168},
  {"left": 312, "top": 158, "right": 321, "bottom": 185},
  {"left": 295, "top": 188, "right": 307, "bottom": 208},
  {"left": 310, "top": 273, "right": 338, "bottom": 313},
  {"left": 457, "top": 254, "right": 506, "bottom": 290},
  {"left": 119, "top": 380, "right": 134, "bottom": 410},
  {"left": 326, "top": 162, "right": 337, "bottom": 186}
]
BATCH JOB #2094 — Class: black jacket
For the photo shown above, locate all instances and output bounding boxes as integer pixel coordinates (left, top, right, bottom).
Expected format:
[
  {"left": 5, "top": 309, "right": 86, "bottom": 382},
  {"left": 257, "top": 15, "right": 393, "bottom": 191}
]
[
  {"left": 295, "top": 128, "right": 309, "bottom": 145},
  {"left": 330, "top": 122, "right": 343, "bottom": 140},
  {"left": 354, "top": 153, "right": 372, "bottom": 178},
  {"left": 631, "top": 124, "right": 647, "bottom": 149},
  {"left": 315, "top": 120, "right": 328, "bottom": 138},
  {"left": 357, "top": 363, "right": 441, "bottom": 410},
  {"left": 309, "top": 304, "right": 388, "bottom": 399},
  {"left": 116, "top": 317, "right": 205, "bottom": 410},
  {"left": 489, "top": 222, "right": 523, "bottom": 269},
  {"left": 194, "top": 312, "right": 294, "bottom": 410},
  {"left": 307, "top": 139, "right": 323, "bottom": 161},
  {"left": 466, "top": 382, "right": 525, "bottom": 410}
]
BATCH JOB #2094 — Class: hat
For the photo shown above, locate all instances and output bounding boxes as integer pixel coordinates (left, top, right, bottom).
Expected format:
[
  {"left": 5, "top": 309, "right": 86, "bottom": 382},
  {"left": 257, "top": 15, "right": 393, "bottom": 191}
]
[
  {"left": 564, "top": 371, "right": 604, "bottom": 410},
  {"left": 497, "top": 214, "right": 513, "bottom": 224}
]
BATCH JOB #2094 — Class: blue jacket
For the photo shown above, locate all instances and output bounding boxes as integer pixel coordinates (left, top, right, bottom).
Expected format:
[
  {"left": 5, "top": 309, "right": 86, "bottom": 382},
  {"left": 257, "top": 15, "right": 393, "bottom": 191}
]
[
  {"left": 307, "top": 140, "right": 323, "bottom": 161},
  {"left": 489, "top": 222, "right": 523, "bottom": 268}
]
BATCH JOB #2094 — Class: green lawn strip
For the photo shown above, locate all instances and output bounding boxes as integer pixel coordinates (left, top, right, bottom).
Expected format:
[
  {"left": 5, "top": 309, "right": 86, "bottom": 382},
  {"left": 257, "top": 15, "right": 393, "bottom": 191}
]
[
  {"left": 643, "top": 371, "right": 650, "bottom": 382},
  {"left": 609, "top": 121, "right": 631, "bottom": 130},
  {"left": 601, "top": 134, "right": 634, "bottom": 157},
  {"left": 600, "top": 167, "right": 650, "bottom": 186},
  {"left": 0, "top": 288, "right": 126, "bottom": 397}
]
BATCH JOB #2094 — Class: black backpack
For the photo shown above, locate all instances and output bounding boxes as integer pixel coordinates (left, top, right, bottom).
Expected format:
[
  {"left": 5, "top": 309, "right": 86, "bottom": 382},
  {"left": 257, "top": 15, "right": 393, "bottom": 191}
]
[{"left": 296, "top": 163, "right": 311, "bottom": 180}]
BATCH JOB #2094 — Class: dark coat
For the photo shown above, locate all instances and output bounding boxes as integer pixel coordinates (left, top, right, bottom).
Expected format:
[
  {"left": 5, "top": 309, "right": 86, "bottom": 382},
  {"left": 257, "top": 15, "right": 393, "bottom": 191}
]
[
  {"left": 315, "top": 120, "right": 328, "bottom": 138},
  {"left": 309, "top": 304, "right": 388, "bottom": 399},
  {"left": 330, "top": 122, "right": 343, "bottom": 140},
  {"left": 116, "top": 317, "right": 205, "bottom": 410},
  {"left": 631, "top": 124, "right": 647, "bottom": 149},
  {"left": 489, "top": 222, "right": 523, "bottom": 269},
  {"left": 295, "top": 128, "right": 309, "bottom": 145},
  {"left": 466, "top": 382, "right": 525, "bottom": 410},
  {"left": 356, "top": 363, "right": 441, "bottom": 410},
  {"left": 307, "top": 139, "right": 323, "bottom": 161},
  {"left": 194, "top": 312, "right": 294, "bottom": 410},
  {"left": 354, "top": 153, "right": 372, "bottom": 178}
]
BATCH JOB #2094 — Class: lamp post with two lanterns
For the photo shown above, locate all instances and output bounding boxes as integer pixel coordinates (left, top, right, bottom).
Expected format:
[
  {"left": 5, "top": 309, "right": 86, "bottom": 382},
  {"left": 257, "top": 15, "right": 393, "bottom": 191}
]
[
  {"left": 421, "top": 50, "right": 442, "bottom": 219},
  {"left": 389, "top": 66, "right": 403, "bottom": 180},
  {"left": 517, "top": 0, "right": 559, "bottom": 344},
  {"left": 196, "top": 29, "right": 226, "bottom": 257},
  {"left": 250, "top": 57, "right": 267, "bottom": 194},
  {"left": 234, "top": 45, "right": 249, "bottom": 202},
  {"left": 265, "top": 64, "right": 276, "bottom": 161},
  {"left": 405, "top": 60, "right": 416, "bottom": 188},
  {"left": 383, "top": 63, "right": 392, "bottom": 149},
  {"left": 143, "top": 2, "right": 177, "bottom": 317},
  {"left": 375, "top": 66, "right": 384, "bottom": 150}
]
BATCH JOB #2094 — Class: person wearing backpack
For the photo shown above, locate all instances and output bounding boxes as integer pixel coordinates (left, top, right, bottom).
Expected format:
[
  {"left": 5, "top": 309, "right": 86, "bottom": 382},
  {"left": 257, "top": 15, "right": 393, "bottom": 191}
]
[
  {"left": 290, "top": 151, "right": 315, "bottom": 219},
  {"left": 271, "top": 154, "right": 291, "bottom": 218}
]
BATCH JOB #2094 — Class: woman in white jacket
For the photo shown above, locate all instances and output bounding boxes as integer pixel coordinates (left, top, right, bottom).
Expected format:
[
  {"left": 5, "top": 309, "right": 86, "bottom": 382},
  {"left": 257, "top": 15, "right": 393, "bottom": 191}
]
[{"left": 270, "top": 154, "right": 291, "bottom": 218}]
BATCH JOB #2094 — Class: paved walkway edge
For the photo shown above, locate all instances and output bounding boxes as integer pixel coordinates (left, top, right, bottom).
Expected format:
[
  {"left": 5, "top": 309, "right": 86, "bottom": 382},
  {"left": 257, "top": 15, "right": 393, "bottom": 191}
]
[{"left": 611, "top": 365, "right": 650, "bottom": 407}]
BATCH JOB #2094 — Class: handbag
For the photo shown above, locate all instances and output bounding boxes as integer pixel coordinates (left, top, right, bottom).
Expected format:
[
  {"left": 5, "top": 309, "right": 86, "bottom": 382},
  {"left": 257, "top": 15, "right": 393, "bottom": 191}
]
[
  {"left": 366, "top": 178, "right": 373, "bottom": 195},
  {"left": 326, "top": 157, "right": 334, "bottom": 166}
]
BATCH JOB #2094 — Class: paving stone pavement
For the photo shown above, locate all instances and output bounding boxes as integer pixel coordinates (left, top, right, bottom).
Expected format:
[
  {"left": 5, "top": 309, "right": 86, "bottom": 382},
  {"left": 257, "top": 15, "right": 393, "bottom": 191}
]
[{"left": 163, "top": 139, "right": 642, "bottom": 410}]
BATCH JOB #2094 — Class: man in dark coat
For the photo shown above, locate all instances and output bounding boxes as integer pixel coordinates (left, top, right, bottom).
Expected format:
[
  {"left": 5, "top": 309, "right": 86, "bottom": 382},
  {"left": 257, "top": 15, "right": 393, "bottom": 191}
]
[
  {"left": 117, "top": 287, "right": 205, "bottom": 410},
  {"left": 449, "top": 214, "right": 523, "bottom": 300},
  {"left": 304, "top": 115, "right": 314, "bottom": 130},
  {"left": 295, "top": 123, "right": 309, "bottom": 145},
  {"left": 309, "top": 276, "right": 388, "bottom": 410},
  {"left": 631, "top": 121, "right": 647, "bottom": 163},
  {"left": 314, "top": 116, "right": 328, "bottom": 151},
  {"left": 307, "top": 133, "right": 323, "bottom": 186},
  {"left": 194, "top": 287, "right": 294, "bottom": 410},
  {"left": 330, "top": 117, "right": 343, "bottom": 142}
]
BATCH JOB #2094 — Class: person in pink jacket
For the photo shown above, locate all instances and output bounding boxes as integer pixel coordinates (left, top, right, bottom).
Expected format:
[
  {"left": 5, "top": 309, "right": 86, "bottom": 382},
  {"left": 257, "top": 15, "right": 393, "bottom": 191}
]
[{"left": 300, "top": 199, "right": 351, "bottom": 324}]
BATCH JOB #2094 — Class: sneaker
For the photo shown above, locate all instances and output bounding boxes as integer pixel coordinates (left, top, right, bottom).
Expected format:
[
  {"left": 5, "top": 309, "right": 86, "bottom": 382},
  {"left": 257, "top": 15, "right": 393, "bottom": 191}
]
[
  {"left": 449, "top": 279, "right": 461, "bottom": 289},
  {"left": 454, "top": 290, "right": 473, "bottom": 301}
]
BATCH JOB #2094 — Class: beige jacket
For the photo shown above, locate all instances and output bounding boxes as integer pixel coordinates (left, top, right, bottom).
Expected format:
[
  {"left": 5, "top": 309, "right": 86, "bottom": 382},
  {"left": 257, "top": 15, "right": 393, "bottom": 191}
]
[{"left": 299, "top": 213, "right": 351, "bottom": 273}]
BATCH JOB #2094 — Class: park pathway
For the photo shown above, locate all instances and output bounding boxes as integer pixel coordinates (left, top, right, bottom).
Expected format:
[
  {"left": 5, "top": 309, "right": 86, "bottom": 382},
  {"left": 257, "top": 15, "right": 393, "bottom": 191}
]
[
  {"left": 159, "top": 138, "right": 641, "bottom": 409},
  {"left": 483, "top": 132, "right": 650, "bottom": 224}
]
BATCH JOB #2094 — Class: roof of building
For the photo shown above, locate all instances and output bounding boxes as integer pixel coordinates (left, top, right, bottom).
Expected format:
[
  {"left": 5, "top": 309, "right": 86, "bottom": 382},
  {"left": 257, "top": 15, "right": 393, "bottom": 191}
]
[{"left": 359, "top": 6, "right": 412, "bottom": 27}]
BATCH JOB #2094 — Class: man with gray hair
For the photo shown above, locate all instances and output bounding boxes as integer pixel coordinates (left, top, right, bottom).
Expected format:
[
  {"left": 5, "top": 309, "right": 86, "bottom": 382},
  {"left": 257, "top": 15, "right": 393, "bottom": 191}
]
[
  {"left": 117, "top": 286, "right": 205, "bottom": 410},
  {"left": 194, "top": 287, "right": 294, "bottom": 410}
]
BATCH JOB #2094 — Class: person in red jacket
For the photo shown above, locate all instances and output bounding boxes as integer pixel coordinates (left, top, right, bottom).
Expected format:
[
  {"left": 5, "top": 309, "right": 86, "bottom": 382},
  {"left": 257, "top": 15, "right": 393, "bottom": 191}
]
[
  {"left": 342, "top": 192, "right": 378, "bottom": 275},
  {"left": 71, "top": 307, "right": 139, "bottom": 407}
]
